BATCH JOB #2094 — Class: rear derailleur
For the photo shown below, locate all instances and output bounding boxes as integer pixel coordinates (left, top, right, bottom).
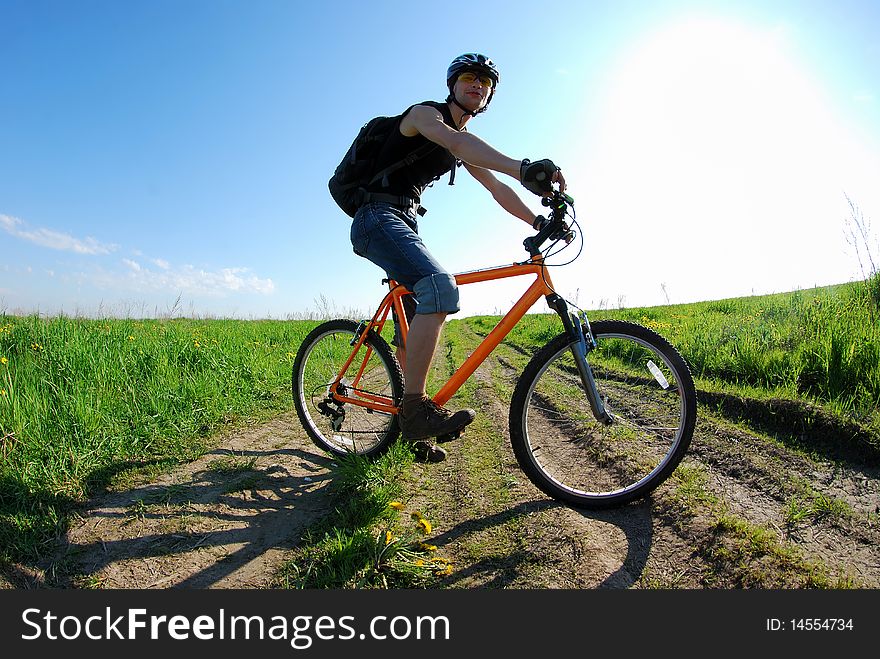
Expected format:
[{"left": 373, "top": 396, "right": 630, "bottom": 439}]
[{"left": 317, "top": 399, "right": 345, "bottom": 431}]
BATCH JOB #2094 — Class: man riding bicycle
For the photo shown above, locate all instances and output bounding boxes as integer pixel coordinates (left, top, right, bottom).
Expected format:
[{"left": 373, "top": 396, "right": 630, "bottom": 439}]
[{"left": 348, "top": 53, "right": 565, "bottom": 462}]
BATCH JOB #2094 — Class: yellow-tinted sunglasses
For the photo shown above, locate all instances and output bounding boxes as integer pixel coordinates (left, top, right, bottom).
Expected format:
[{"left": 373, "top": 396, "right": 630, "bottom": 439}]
[{"left": 457, "top": 71, "right": 494, "bottom": 88}]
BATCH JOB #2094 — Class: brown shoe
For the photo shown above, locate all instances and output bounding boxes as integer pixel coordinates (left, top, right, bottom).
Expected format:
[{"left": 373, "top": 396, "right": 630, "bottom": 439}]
[{"left": 399, "top": 395, "right": 476, "bottom": 442}]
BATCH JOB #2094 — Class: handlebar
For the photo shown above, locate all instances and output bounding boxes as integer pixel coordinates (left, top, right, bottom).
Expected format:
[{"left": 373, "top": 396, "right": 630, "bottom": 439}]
[{"left": 522, "top": 190, "right": 576, "bottom": 258}]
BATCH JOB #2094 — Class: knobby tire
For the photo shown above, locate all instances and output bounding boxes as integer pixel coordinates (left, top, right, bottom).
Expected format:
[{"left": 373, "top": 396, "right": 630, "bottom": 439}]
[
  {"left": 509, "top": 320, "right": 697, "bottom": 508},
  {"left": 292, "top": 319, "right": 403, "bottom": 458}
]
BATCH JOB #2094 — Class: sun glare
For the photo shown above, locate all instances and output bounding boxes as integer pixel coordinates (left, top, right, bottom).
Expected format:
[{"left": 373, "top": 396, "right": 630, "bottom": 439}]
[
  {"left": 599, "top": 18, "right": 835, "bottom": 219},
  {"left": 572, "top": 16, "right": 879, "bottom": 306}
]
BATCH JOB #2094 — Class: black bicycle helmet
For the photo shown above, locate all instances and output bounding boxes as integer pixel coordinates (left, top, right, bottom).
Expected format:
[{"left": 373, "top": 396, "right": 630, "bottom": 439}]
[{"left": 446, "top": 53, "right": 499, "bottom": 115}]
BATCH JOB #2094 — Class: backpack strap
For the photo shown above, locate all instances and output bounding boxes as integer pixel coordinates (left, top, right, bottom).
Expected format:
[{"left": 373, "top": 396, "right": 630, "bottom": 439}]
[
  {"left": 358, "top": 102, "right": 461, "bottom": 215},
  {"left": 449, "top": 160, "right": 460, "bottom": 185}
]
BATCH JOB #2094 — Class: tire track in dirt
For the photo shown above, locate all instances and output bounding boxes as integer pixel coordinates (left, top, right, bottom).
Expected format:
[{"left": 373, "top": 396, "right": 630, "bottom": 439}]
[
  {"left": 684, "top": 414, "right": 880, "bottom": 587},
  {"left": 33, "top": 413, "right": 336, "bottom": 589},
  {"left": 21, "top": 319, "right": 880, "bottom": 590},
  {"left": 400, "top": 323, "right": 708, "bottom": 588},
  {"left": 411, "top": 322, "right": 880, "bottom": 588}
]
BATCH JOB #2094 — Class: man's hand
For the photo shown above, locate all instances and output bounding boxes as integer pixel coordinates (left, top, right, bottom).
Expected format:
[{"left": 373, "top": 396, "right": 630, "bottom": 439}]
[{"left": 520, "top": 159, "right": 565, "bottom": 195}]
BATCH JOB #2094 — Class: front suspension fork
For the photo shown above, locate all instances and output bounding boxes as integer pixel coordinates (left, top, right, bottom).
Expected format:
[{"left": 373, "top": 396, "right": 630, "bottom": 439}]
[{"left": 547, "top": 294, "right": 613, "bottom": 425}]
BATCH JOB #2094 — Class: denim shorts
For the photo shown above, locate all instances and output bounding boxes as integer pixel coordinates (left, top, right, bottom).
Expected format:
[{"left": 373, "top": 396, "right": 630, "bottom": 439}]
[{"left": 350, "top": 202, "right": 460, "bottom": 344}]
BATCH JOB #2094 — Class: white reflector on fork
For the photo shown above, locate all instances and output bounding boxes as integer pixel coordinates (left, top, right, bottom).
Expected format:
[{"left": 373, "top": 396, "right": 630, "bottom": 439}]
[{"left": 647, "top": 360, "right": 670, "bottom": 389}]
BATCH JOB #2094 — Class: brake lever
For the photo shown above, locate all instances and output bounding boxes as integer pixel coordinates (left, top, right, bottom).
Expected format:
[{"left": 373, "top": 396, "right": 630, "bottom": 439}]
[{"left": 525, "top": 191, "right": 576, "bottom": 256}]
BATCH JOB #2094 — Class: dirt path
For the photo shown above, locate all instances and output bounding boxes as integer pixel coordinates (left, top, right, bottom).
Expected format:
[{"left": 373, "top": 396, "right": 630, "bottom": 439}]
[
  {"left": 13, "top": 321, "right": 880, "bottom": 590},
  {"left": 396, "top": 322, "right": 880, "bottom": 589},
  {"left": 397, "top": 326, "right": 706, "bottom": 588},
  {"left": 32, "top": 414, "right": 337, "bottom": 589}
]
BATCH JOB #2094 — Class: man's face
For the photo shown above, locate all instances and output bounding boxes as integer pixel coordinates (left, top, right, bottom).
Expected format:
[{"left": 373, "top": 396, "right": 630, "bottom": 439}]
[{"left": 453, "top": 70, "right": 492, "bottom": 112}]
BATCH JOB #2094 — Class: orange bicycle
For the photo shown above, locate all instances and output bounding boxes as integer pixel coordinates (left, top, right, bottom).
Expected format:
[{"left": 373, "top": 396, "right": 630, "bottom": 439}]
[{"left": 292, "top": 191, "right": 697, "bottom": 508}]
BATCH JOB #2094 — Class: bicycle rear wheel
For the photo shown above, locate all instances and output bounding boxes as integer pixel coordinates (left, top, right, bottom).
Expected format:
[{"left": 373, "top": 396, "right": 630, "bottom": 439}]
[
  {"left": 509, "top": 320, "right": 696, "bottom": 508},
  {"left": 292, "top": 319, "right": 403, "bottom": 458}
]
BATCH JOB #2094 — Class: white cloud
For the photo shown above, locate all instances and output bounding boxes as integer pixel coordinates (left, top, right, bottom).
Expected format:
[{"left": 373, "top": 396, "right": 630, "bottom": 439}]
[
  {"left": 105, "top": 259, "right": 275, "bottom": 297},
  {"left": 1, "top": 213, "right": 274, "bottom": 305},
  {"left": 0, "top": 214, "right": 118, "bottom": 255}
]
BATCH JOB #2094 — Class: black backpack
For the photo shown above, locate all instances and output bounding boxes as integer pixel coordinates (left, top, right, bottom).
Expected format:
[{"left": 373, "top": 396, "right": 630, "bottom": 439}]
[{"left": 328, "top": 104, "right": 455, "bottom": 218}]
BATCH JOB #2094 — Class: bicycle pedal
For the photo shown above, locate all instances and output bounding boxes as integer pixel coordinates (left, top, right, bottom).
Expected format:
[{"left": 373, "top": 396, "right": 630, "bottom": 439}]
[{"left": 435, "top": 430, "right": 463, "bottom": 443}]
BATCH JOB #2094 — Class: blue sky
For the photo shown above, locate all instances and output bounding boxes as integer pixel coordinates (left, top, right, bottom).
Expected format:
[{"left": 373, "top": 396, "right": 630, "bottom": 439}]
[{"left": 2, "top": 0, "right": 879, "bottom": 318}]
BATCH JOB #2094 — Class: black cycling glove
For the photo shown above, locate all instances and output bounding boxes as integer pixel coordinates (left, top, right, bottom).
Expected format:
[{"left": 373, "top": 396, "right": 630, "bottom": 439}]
[
  {"left": 520, "top": 159, "right": 558, "bottom": 195},
  {"left": 532, "top": 214, "right": 550, "bottom": 230}
]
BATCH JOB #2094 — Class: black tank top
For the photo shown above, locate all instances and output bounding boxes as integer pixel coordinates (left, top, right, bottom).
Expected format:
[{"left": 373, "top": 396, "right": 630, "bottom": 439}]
[{"left": 365, "top": 100, "right": 460, "bottom": 202}]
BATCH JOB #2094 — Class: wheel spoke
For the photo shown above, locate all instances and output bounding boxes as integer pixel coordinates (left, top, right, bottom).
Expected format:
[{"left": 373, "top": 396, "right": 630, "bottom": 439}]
[
  {"left": 510, "top": 320, "right": 696, "bottom": 508},
  {"left": 292, "top": 320, "right": 402, "bottom": 458}
]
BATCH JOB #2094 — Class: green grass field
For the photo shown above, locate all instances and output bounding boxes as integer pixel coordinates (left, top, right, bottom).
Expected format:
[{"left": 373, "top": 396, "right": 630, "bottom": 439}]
[
  {"left": 488, "top": 275, "right": 880, "bottom": 428},
  {"left": 0, "top": 316, "right": 316, "bottom": 563},
  {"left": 2, "top": 274, "right": 878, "bottom": 574}
]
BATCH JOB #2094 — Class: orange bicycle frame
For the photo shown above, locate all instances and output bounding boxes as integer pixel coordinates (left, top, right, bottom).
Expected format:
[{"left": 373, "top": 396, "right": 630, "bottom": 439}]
[{"left": 330, "top": 256, "right": 556, "bottom": 414}]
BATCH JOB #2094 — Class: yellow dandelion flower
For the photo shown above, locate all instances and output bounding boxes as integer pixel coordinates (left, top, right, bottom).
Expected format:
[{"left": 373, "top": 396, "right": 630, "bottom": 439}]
[
  {"left": 0, "top": 389, "right": 6, "bottom": 396},
  {"left": 0, "top": 357, "right": 7, "bottom": 365},
  {"left": 415, "top": 559, "right": 425, "bottom": 566},
  {"left": 385, "top": 530, "right": 393, "bottom": 545},
  {"left": 389, "top": 501, "right": 405, "bottom": 511},
  {"left": 410, "top": 510, "right": 423, "bottom": 521},
  {"left": 417, "top": 518, "right": 432, "bottom": 534},
  {"left": 419, "top": 543, "right": 437, "bottom": 552},
  {"left": 128, "top": 336, "right": 134, "bottom": 341}
]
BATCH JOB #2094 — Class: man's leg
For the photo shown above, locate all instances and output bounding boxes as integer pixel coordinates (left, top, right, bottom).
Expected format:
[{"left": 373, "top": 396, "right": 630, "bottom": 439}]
[
  {"left": 398, "top": 311, "right": 473, "bottom": 463},
  {"left": 402, "top": 311, "right": 446, "bottom": 396},
  {"left": 349, "top": 202, "right": 473, "bottom": 458},
  {"left": 392, "top": 293, "right": 417, "bottom": 373},
  {"left": 398, "top": 274, "right": 475, "bottom": 450},
  {"left": 399, "top": 309, "right": 475, "bottom": 451}
]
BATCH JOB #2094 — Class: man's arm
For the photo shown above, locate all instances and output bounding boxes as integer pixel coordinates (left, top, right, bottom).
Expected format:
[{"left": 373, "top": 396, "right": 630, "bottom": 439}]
[
  {"left": 402, "top": 105, "right": 523, "bottom": 180},
  {"left": 463, "top": 163, "right": 536, "bottom": 226}
]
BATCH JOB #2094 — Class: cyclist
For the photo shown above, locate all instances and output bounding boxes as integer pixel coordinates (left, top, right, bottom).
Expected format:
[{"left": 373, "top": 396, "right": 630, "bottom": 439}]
[{"left": 349, "top": 53, "right": 565, "bottom": 462}]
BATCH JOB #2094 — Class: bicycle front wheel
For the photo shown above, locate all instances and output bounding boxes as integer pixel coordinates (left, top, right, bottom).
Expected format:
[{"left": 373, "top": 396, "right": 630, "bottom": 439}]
[
  {"left": 509, "top": 320, "right": 696, "bottom": 508},
  {"left": 292, "top": 319, "right": 403, "bottom": 458}
]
